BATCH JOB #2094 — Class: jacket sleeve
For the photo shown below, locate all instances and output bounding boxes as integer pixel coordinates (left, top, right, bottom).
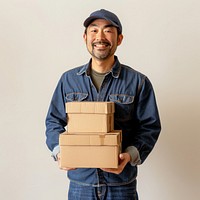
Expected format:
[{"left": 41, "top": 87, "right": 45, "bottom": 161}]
[
  {"left": 133, "top": 76, "right": 161, "bottom": 164},
  {"left": 45, "top": 75, "right": 67, "bottom": 152}
]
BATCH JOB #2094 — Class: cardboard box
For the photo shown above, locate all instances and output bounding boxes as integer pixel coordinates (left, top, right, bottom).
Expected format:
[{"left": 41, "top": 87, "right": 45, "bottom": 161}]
[
  {"left": 59, "top": 130, "right": 122, "bottom": 168},
  {"left": 66, "top": 101, "right": 115, "bottom": 114},
  {"left": 66, "top": 102, "right": 115, "bottom": 133},
  {"left": 67, "top": 113, "right": 114, "bottom": 133}
]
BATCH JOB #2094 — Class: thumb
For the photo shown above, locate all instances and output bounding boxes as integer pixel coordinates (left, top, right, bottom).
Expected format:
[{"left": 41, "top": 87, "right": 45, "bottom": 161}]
[{"left": 119, "top": 154, "right": 124, "bottom": 160}]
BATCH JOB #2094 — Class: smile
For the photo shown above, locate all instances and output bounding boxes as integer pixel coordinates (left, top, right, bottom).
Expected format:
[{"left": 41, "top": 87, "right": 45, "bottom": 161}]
[{"left": 93, "top": 42, "right": 110, "bottom": 48}]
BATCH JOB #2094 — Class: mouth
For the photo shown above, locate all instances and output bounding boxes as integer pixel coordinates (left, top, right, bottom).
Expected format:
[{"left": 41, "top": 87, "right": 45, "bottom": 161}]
[{"left": 92, "top": 42, "right": 110, "bottom": 49}]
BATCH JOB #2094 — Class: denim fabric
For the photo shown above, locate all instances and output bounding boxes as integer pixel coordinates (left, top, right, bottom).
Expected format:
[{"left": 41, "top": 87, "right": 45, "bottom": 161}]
[
  {"left": 68, "top": 180, "right": 138, "bottom": 200},
  {"left": 45, "top": 56, "right": 161, "bottom": 186}
]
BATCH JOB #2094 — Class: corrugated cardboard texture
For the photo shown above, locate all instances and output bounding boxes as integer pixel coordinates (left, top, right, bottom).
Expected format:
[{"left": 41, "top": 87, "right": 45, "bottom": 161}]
[
  {"left": 59, "top": 130, "right": 122, "bottom": 146},
  {"left": 67, "top": 113, "right": 114, "bottom": 133},
  {"left": 60, "top": 102, "right": 121, "bottom": 168},
  {"left": 60, "top": 145, "right": 120, "bottom": 168},
  {"left": 59, "top": 130, "right": 122, "bottom": 168},
  {"left": 66, "top": 102, "right": 115, "bottom": 114}
]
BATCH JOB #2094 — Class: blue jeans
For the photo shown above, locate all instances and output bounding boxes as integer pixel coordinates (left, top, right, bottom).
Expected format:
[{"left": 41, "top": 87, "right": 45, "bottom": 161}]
[{"left": 68, "top": 180, "right": 139, "bottom": 200}]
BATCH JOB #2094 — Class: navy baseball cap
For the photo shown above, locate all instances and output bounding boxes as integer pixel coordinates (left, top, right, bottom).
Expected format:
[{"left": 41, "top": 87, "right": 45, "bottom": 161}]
[{"left": 83, "top": 9, "right": 122, "bottom": 34}]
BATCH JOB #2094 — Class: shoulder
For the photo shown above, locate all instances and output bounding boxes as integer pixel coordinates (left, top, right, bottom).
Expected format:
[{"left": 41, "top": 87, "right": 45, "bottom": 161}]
[
  {"left": 120, "top": 64, "right": 146, "bottom": 79},
  {"left": 120, "top": 64, "right": 154, "bottom": 90},
  {"left": 62, "top": 65, "right": 84, "bottom": 76},
  {"left": 58, "top": 64, "right": 86, "bottom": 80}
]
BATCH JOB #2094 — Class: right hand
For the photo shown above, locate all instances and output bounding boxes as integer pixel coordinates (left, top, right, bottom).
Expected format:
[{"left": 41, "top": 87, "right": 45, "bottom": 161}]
[{"left": 57, "top": 153, "right": 76, "bottom": 171}]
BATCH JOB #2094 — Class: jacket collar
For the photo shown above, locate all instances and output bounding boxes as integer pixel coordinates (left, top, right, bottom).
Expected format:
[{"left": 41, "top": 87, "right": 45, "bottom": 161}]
[{"left": 77, "top": 56, "right": 121, "bottom": 78}]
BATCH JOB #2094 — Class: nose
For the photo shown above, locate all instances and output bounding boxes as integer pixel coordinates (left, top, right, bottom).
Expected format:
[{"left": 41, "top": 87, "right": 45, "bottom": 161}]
[{"left": 96, "top": 30, "right": 105, "bottom": 41}]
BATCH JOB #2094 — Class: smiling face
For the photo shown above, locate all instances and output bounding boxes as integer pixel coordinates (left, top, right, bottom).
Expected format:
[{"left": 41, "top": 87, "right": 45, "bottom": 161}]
[{"left": 83, "top": 19, "right": 123, "bottom": 61}]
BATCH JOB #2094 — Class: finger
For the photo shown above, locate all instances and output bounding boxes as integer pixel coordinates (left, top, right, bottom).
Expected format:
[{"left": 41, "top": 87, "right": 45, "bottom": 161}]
[
  {"left": 59, "top": 167, "right": 76, "bottom": 171},
  {"left": 119, "top": 153, "right": 124, "bottom": 159},
  {"left": 119, "top": 153, "right": 131, "bottom": 164},
  {"left": 101, "top": 167, "right": 122, "bottom": 174}
]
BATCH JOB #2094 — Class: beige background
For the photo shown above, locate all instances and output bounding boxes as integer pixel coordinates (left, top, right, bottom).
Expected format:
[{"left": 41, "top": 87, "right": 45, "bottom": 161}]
[{"left": 0, "top": 0, "right": 200, "bottom": 199}]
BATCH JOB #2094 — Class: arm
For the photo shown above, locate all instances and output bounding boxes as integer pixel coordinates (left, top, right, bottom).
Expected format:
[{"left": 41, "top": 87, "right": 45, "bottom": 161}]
[
  {"left": 45, "top": 75, "right": 67, "bottom": 160},
  {"left": 132, "top": 76, "right": 161, "bottom": 164},
  {"left": 102, "top": 77, "right": 161, "bottom": 174}
]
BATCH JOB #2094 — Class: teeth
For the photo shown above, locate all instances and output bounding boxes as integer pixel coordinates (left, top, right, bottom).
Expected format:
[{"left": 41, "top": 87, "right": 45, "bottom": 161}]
[
  {"left": 93, "top": 42, "right": 109, "bottom": 46},
  {"left": 94, "top": 43, "right": 109, "bottom": 47},
  {"left": 95, "top": 44, "right": 107, "bottom": 47}
]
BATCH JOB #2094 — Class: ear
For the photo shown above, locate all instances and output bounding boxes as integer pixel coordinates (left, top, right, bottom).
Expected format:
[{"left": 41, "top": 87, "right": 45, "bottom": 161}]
[
  {"left": 83, "top": 33, "right": 87, "bottom": 42},
  {"left": 117, "top": 34, "right": 123, "bottom": 46}
]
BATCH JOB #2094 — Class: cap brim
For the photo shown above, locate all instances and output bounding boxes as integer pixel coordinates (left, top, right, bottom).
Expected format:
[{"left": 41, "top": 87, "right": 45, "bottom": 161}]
[{"left": 83, "top": 16, "right": 119, "bottom": 29}]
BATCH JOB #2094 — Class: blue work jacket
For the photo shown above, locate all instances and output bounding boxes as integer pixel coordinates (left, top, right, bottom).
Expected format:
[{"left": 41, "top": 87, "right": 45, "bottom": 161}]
[{"left": 45, "top": 56, "right": 161, "bottom": 186}]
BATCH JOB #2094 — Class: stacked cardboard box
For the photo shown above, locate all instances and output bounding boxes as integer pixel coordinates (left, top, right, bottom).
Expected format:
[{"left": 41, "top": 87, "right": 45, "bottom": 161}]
[{"left": 59, "top": 102, "right": 122, "bottom": 168}]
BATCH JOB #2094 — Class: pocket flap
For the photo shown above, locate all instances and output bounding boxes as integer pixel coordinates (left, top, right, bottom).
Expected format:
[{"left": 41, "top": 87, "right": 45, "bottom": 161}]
[
  {"left": 109, "top": 94, "right": 134, "bottom": 104},
  {"left": 66, "top": 92, "right": 88, "bottom": 102}
]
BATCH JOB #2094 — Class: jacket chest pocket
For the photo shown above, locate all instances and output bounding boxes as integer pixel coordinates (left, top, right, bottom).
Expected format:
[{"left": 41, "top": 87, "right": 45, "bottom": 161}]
[
  {"left": 109, "top": 94, "right": 134, "bottom": 121},
  {"left": 66, "top": 92, "right": 88, "bottom": 102}
]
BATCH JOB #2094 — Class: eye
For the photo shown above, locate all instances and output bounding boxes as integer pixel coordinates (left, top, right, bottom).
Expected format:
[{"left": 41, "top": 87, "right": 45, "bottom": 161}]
[
  {"left": 104, "top": 29, "right": 112, "bottom": 33},
  {"left": 90, "top": 29, "right": 97, "bottom": 33}
]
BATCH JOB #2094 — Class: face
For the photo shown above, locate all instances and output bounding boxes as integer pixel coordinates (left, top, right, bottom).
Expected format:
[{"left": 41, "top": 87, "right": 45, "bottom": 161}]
[{"left": 83, "top": 19, "right": 123, "bottom": 61}]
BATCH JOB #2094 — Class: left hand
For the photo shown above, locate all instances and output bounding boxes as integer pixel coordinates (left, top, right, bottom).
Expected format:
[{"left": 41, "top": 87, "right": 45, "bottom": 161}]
[{"left": 100, "top": 153, "right": 131, "bottom": 174}]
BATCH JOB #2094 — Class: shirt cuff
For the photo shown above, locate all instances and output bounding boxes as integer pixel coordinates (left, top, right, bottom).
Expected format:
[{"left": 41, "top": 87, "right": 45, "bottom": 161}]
[
  {"left": 125, "top": 146, "right": 141, "bottom": 166},
  {"left": 51, "top": 145, "right": 60, "bottom": 161}
]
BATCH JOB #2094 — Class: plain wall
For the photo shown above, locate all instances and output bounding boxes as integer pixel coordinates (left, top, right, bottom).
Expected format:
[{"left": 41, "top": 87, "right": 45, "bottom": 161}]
[{"left": 0, "top": 0, "right": 199, "bottom": 199}]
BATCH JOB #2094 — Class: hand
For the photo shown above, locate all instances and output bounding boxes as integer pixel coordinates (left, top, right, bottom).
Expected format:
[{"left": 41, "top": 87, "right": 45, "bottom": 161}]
[
  {"left": 57, "top": 153, "right": 76, "bottom": 171},
  {"left": 100, "top": 153, "right": 131, "bottom": 174}
]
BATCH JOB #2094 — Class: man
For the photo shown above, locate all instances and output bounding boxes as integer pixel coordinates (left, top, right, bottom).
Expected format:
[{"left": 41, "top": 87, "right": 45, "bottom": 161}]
[{"left": 46, "top": 9, "right": 161, "bottom": 200}]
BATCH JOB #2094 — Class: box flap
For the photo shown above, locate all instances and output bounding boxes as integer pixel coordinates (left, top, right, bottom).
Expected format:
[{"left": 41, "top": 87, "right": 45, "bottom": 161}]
[
  {"left": 66, "top": 102, "right": 115, "bottom": 114},
  {"left": 59, "top": 130, "right": 122, "bottom": 146}
]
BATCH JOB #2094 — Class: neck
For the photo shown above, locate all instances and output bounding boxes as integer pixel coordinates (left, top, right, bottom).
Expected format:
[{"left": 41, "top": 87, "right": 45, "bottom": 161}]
[{"left": 91, "top": 56, "right": 115, "bottom": 73}]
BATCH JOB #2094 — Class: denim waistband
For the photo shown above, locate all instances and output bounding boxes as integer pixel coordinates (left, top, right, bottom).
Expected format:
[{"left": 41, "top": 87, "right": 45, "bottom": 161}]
[{"left": 69, "top": 175, "right": 137, "bottom": 187}]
